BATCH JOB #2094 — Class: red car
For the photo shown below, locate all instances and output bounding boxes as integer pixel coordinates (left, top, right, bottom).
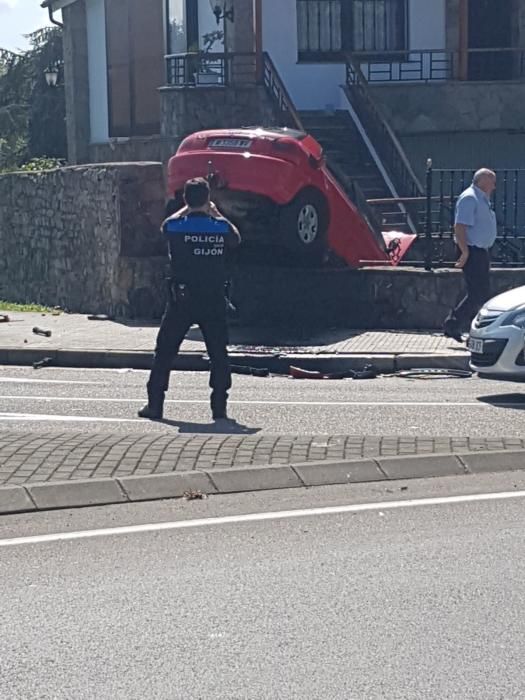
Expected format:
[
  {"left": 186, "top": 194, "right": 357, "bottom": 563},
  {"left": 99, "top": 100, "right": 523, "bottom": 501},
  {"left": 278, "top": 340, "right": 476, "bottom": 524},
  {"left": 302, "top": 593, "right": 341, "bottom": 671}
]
[{"left": 167, "top": 127, "right": 414, "bottom": 267}]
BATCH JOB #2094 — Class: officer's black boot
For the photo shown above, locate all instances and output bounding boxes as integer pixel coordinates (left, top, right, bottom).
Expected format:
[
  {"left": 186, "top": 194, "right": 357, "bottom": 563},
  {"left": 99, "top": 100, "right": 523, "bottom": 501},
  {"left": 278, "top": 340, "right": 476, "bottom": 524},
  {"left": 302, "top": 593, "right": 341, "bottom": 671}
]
[
  {"left": 211, "top": 392, "right": 228, "bottom": 421},
  {"left": 138, "top": 395, "right": 164, "bottom": 421}
]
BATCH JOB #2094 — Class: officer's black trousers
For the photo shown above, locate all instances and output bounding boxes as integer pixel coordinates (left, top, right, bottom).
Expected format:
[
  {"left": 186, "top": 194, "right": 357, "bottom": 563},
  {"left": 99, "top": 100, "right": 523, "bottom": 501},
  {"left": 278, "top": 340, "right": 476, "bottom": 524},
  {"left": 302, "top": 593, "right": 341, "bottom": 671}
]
[{"left": 147, "top": 296, "right": 231, "bottom": 410}]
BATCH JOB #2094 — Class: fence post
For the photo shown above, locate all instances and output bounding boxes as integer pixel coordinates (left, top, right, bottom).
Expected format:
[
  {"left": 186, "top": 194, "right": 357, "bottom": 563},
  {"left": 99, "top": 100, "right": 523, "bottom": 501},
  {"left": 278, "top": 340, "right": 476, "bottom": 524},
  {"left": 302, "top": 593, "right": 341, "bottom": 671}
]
[{"left": 424, "top": 158, "right": 433, "bottom": 271}]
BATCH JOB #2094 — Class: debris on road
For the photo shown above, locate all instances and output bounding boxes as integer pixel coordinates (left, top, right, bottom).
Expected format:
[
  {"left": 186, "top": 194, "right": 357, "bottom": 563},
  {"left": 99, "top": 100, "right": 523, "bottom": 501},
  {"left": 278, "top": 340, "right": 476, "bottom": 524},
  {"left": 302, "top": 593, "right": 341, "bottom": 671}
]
[
  {"left": 87, "top": 314, "right": 114, "bottom": 321},
  {"left": 289, "top": 364, "right": 378, "bottom": 380},
  {"left": 32, "top": 327, "right": 52, "bottom": 338},
  {"left": 231, "top": 365, "right": 270, "bottom": 377},
  {"left": 33, "top": 357, "right": 54, "bottom": 370},
  {"left": 183, "top": 490, "right": 207, "bottom": 501},
  {"left": 0, "top": 314, "right": 10, "bottom": 323}
]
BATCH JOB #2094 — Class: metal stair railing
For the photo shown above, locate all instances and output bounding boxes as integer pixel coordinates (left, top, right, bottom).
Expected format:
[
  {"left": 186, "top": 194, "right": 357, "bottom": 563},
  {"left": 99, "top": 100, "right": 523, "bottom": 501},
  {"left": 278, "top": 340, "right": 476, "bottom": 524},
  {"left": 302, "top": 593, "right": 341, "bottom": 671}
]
[{"left": 345, "top": 54, "right": 423, "bottom": 198}]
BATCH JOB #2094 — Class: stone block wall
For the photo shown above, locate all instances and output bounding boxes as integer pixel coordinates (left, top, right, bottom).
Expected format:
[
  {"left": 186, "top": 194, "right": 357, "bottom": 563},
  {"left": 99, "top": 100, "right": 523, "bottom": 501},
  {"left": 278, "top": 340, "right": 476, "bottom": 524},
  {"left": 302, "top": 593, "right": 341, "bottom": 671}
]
[
  {"left": 160, "top": 86, "right": 278, "bottom": 139},
  {"left": 371, "top": 83, "right": 525, "bottom": 135},
  {"left": 0, "top": 162, "right": 166, "bottom": 316}
]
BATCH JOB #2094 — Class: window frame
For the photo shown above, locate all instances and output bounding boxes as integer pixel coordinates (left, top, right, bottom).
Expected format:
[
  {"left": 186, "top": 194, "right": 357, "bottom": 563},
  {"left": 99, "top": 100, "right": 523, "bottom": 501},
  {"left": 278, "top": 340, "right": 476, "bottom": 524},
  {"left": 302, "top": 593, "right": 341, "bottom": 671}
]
[{"left": 297, "top": 0, "right": 409, "bottom": 64}]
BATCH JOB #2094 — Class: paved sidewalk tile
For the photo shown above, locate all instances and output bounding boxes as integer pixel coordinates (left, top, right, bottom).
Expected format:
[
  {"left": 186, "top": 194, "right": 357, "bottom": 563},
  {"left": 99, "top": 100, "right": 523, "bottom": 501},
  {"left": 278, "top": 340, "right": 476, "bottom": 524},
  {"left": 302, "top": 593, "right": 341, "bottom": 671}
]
[
  {"left": 1, "top": 431, "right": 524, "bottom": 487},
  {"left": 0, "top": 313, "right": 467, "bottom": 357}
]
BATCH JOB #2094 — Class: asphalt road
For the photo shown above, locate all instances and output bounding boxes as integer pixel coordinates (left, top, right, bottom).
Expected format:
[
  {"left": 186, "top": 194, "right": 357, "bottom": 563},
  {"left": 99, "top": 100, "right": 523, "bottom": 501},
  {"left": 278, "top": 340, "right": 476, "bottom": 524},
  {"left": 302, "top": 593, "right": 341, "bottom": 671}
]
[
  {"left": 3, "top": 472, "right": 525, "bottom": 699},
  {"left": 0, "top": 365, "right": 525, "bottom": 436}
]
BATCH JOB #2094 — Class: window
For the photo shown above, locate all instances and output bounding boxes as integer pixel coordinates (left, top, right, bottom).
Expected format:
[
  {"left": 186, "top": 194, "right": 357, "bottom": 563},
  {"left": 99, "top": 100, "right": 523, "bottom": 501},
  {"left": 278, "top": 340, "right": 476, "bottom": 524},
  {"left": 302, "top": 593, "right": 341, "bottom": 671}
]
[
  {"left": 105, "top": 0, "right": 164, "bottom": 137},
  {"left": 297, "top": 0, "right": 407, "bottom": 61},
  {"left": 166, "top": 0, "right": 199, "bottom": 54}
]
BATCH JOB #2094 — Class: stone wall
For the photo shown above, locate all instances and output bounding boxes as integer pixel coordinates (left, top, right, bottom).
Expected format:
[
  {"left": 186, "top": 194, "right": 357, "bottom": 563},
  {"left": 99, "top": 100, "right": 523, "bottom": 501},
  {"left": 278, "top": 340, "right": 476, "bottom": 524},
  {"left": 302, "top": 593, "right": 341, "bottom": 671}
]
[
  {"left": 371, "top": 82, "right": 525, "bottom": 135},
  {"left": 229, "top": 266, "right": 525, "bottom": 330},
  {"left": 89, "top": 137, "right": 181, "bottom": 166},
  {"left": 160, "top": 86, "right": 278, "bottom": 139},
  {"left": 0, "top": 163, "right": 165, "bottom": 317}
]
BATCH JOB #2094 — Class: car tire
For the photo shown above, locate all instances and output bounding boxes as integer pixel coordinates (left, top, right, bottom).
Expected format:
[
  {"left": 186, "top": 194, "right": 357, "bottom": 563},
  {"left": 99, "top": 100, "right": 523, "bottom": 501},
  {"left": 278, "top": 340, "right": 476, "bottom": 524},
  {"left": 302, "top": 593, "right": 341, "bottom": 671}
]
[
  {"left": 279, "top": 188, "right": 329, "bottom": 265},
  {"left": 165, "top": 193, "right": 184, "bottom": 219}
]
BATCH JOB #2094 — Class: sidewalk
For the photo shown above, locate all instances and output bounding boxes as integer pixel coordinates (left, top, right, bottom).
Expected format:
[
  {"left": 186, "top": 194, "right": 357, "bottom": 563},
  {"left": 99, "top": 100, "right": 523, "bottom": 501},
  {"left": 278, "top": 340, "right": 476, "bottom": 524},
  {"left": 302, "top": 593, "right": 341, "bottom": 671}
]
[
  {"left": 1, "top": 430, "right": 524, "bottom": 515},
  {"left": 0, "top": 312, "right": 469, "bottom": 372}
]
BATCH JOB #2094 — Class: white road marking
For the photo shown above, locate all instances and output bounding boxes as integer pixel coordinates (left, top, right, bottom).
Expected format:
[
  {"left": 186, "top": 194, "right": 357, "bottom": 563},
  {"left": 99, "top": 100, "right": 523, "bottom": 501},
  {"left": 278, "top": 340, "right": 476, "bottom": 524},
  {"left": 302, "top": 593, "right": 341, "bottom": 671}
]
[
  {"left": 0, "top": 412, "right": 139, "bottom": 423},
  {"left": 0, "top": 379, "right": 106, "bottom": 385},
  {"left": 0, "top": 396, "right": 520, "bottom": 408},
  {"left": 1, "top": 489, "right": 525, "bottom": 548}
]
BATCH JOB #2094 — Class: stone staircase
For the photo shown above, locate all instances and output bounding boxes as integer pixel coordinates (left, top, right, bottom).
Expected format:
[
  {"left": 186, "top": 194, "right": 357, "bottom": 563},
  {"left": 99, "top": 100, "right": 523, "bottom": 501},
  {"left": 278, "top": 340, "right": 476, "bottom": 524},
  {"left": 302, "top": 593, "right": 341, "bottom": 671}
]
[{"left": 300, "top": 110, "right": 411, "bottom": 233}]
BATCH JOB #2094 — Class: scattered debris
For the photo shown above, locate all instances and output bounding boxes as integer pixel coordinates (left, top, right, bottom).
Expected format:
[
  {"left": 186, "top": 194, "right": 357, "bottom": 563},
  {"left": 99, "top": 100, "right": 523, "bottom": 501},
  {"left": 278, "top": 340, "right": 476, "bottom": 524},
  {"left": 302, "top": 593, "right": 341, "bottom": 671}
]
[
  {"left": 87, "top": 314, "right": 114, "bottom": 321},
  {"left": 0, "top": 314, "right": 10, "bottom": 323},
  {"left": 289, "top": 364, "right": 379, "bottom": 380},
  {"left": 183, "top": 490, "right": 207, "bottom": 501},
  {"left": 396, "top": 369, "right": 472, "bottom": 380},
  {"left": 32, "top": 327, "right": 52, "bottom": 338},
  {"left": 33, "top": 357, "right": 54, "bottom": 370},
  {"left": 231, "top": 365, "right": 270, "bottom": 377},
  {"left": 400, "top": 486, "right": 408, "bottom": 492}
]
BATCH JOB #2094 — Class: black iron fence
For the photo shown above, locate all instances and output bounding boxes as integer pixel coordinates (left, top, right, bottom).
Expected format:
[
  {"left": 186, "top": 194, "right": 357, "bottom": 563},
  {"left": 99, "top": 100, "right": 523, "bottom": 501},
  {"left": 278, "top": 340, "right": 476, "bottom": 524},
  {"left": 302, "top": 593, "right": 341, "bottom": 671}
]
[
  {"left": 423, "top": 165, "right": 525, "bottom": 268},
  {"left": 353, "top": 47, "right": 525, "bottom": 83}
]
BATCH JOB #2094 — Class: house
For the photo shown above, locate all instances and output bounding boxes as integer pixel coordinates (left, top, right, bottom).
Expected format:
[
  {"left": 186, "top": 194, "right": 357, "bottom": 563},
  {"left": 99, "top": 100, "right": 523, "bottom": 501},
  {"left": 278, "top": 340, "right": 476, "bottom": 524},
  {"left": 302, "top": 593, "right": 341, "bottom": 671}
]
[{"left": 45, "top": 0, "right": 525, "bottom": 205}]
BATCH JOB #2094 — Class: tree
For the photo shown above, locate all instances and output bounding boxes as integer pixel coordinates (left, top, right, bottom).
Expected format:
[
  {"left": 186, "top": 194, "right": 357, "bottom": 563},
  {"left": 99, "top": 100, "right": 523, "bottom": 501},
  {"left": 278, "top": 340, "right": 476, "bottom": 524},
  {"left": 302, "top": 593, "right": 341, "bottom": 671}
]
[{"left": 0, "top": 27, "right": 66, "bottom": 171}]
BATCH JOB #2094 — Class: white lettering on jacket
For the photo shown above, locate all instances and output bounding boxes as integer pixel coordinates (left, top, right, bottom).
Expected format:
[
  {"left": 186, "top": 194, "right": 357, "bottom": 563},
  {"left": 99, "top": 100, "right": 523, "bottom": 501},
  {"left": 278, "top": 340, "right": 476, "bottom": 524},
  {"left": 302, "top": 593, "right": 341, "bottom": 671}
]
[
  {"left": 184, "top": 235, "right": 226, "bottom": 244},
  {"left": 194, "top": 248, "right": 224, "bottom": 257}
]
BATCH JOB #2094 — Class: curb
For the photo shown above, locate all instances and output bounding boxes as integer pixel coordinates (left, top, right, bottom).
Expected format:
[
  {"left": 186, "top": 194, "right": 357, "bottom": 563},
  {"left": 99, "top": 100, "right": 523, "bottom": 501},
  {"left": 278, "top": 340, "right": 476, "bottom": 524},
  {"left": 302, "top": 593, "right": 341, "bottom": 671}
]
[
  {"left": 0, "top": 347, "right": 470, "bottom": 374},
  {"left": 1, "top": 448, "right": 523, "bottom": 516}
]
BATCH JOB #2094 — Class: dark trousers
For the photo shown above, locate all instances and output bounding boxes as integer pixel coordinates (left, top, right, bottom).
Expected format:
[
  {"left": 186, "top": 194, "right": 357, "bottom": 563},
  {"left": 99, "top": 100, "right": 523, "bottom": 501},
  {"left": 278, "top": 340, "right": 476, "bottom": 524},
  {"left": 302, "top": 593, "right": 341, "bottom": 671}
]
[
  {"left": 445, "top": 246, "right": 491, "bottom": 332},
  {"left": 147, "top": 295, "right": 231, "bottom": 410}
]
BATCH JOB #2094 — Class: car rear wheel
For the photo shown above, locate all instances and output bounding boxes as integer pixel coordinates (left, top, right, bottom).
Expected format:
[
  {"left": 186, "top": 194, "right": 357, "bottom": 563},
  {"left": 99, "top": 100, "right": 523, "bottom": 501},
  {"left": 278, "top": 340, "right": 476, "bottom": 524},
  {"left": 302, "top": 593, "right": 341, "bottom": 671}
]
[{"left": 279, "top": 188, "right": 328, "bottom": 265}]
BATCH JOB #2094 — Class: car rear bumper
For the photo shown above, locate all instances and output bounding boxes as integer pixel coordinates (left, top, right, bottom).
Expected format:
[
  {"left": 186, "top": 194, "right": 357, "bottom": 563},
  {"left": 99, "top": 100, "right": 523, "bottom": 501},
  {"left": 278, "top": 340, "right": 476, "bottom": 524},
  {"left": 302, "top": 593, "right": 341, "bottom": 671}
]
[{"left": 167, "top": 151, "right": 307, "bottom": 205}]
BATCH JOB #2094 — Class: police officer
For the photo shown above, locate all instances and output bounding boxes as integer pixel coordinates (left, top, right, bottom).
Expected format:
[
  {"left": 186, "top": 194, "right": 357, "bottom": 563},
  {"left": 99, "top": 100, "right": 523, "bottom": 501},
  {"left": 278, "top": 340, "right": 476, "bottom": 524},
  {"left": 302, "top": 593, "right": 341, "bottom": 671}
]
[{"left": 139, "top": 177, "right": 241, "bottom": 421}]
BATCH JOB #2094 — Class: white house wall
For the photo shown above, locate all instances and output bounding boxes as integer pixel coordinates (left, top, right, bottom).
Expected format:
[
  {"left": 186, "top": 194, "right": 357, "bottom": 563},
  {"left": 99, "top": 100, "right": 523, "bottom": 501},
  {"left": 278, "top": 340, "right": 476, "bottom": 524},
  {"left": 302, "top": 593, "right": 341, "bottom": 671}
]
[
  {"left": 86, "top": 0, "right": 109, "bottom": 143},
  {"left": 262, "top": 0, "right": 447, "bottom": 111}
]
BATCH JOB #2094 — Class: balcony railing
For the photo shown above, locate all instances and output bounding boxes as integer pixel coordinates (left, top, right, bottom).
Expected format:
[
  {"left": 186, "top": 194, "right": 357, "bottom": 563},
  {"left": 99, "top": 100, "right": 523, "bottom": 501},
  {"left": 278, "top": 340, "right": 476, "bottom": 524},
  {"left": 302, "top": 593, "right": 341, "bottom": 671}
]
[
  {"left": 350, "top": 47, "right": 525, "bottom": 83},
  {"left": 165, "top": 52, "right": 258, "bottom": 87}
]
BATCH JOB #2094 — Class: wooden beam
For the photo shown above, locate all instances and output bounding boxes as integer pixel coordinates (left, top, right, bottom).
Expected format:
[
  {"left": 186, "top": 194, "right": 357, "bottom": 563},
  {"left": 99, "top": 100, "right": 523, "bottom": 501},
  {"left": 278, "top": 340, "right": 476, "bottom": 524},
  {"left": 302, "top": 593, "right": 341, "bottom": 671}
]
[{"left": 458, "top": 0, "right": 469, "bottom": 80}]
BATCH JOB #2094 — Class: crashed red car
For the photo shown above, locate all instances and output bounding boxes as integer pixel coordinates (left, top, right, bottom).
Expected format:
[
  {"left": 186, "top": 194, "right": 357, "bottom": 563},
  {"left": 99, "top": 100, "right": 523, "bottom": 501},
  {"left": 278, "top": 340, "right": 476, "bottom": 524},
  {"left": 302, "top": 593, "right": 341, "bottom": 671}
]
[{"left": 167, "top": 127, "right": 414, "bottom": 267}]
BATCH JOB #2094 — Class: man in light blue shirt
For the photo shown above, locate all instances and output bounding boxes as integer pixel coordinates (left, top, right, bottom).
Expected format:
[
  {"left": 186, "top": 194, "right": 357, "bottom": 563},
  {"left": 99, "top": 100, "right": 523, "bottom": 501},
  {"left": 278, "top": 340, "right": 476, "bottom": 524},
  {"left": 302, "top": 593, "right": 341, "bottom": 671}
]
[{"left": 443, "top": 168, "right": 497, "bottom": 342}]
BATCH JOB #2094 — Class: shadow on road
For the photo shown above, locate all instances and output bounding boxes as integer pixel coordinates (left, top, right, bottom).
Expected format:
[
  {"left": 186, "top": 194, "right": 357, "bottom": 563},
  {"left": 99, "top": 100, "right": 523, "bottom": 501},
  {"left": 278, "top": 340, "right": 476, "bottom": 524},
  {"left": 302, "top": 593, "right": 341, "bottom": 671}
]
[
  {"left": 478, "top": 393, "right": 525, "bottom": 410},
  {"left": 159, "top": 418, "right": 260, "bottom": 435}
]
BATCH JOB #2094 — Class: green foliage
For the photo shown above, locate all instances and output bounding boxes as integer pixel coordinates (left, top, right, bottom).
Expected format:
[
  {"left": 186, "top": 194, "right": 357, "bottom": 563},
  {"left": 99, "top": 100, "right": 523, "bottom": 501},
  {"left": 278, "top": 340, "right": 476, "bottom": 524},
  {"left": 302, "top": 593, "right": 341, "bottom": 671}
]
[
  {"left": 0, "top": 300, "right": 56, "bottom": 312},
  {"left": 0, "top": 27, "right": 66, "bottom": 172},
  {"left": 19, "top": 156, "right": 64, "bottom": 172}
]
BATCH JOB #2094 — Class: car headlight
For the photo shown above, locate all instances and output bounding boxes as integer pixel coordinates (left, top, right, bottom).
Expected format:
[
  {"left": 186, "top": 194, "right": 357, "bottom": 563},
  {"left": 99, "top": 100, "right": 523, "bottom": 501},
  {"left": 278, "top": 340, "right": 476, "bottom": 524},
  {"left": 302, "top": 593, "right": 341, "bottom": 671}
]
[{"left": 503, "top": 307, "right": 525, "bottom": 328}]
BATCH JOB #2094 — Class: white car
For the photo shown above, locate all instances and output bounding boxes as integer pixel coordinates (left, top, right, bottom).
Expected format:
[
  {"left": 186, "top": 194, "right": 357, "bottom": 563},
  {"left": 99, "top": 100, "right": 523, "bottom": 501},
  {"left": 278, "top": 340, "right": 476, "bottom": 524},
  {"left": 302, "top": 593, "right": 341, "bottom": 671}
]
[{"left": 469, "top": 286, "right": 525, "bottom": 379}]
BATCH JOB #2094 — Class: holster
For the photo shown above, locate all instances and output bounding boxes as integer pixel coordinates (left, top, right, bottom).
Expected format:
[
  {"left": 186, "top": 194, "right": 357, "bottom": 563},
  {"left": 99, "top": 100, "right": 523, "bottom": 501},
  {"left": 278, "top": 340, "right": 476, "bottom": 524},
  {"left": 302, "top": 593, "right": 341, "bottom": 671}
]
[{"left": 167, "top": 278, "right": 190, "bottom": 305}]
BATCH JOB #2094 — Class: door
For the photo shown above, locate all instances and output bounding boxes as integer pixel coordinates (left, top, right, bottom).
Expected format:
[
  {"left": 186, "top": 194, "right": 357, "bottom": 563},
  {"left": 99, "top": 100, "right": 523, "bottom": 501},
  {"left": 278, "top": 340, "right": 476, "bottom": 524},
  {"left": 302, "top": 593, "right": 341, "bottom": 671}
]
[{"left": 468, "top": 0, "right": 513, "bottom": 80}]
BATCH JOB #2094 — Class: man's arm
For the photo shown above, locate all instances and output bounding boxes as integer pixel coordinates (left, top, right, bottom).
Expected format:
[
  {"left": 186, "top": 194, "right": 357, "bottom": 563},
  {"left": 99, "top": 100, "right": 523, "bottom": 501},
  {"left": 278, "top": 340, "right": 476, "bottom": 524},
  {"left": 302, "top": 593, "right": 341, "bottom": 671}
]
[
  {"left": 454, "top": 223, "right": 469, "bottom": 269},
  {"left": 454, "top": 194, "right": 476, "bottom": 269},
  {"left": 208, "top": 201, "right": 241, "bottom": 248}
]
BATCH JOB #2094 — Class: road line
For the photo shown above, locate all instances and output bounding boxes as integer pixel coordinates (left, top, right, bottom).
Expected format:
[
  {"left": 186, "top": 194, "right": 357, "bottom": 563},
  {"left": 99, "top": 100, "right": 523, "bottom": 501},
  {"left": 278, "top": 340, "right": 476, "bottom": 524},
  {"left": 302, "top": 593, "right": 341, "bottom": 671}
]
[
  {"left": 2, "top": 489, "right": 525, "bottom": 548},
  {"left": 0, "top": 379, "right": 106, "bottom": 385},
  {"left": 0, "top": 396, "right": 520, "bottom": 408},
  {"left": 0, "top": 412, "right": 139, "bottom": 423}
]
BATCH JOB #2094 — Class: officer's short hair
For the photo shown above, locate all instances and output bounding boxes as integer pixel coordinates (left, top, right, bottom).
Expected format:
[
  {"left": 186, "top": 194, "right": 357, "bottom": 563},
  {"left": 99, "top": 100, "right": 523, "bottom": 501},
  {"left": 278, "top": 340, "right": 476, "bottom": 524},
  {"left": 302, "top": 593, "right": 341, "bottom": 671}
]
[{"left": 184, "top": 178, "right": 210, "bottom": 208}]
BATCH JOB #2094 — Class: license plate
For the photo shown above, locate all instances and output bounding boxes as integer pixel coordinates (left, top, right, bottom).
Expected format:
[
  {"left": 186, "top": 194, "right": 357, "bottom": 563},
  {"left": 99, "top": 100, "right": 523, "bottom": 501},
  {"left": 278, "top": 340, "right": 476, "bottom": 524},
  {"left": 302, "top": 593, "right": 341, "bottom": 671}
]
[
  {"left": 209, "top": 138, "right": 252, "bottom": 149},
  {"left": 468, "top": 337, "right": 484, "bottom": 354}
]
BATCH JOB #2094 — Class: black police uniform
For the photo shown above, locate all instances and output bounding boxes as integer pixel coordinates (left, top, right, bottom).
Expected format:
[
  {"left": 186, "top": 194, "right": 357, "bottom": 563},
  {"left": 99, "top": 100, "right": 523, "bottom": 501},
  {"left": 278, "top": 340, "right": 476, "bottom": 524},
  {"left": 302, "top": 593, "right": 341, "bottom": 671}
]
[{"left": 142, "top": 211, "right": 241, "bottom": 420}]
